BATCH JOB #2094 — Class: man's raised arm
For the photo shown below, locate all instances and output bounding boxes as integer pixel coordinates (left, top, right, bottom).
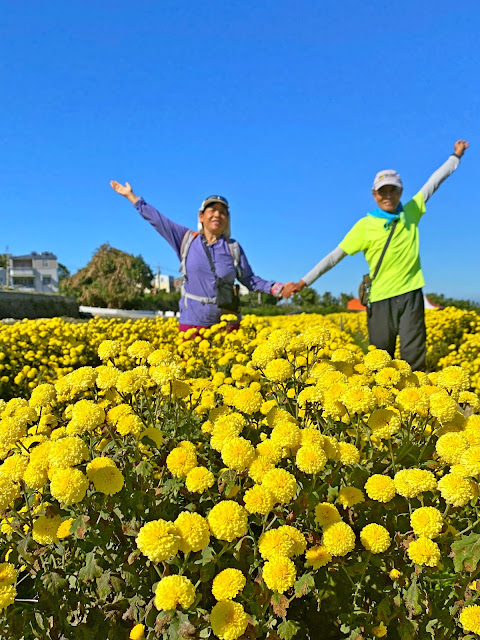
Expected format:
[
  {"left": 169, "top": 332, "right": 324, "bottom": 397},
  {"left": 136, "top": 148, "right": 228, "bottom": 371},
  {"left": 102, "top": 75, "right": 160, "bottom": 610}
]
[{"left": 419, "top": 139, "right": 469, "bottom": 203}]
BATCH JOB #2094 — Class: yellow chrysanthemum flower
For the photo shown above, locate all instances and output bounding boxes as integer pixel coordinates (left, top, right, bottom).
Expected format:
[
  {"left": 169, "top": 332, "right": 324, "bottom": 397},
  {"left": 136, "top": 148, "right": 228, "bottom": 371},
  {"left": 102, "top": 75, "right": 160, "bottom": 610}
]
[
  {"left": 338, "top": 486, "right": 365, "bottom": 508},
  {"left": 207, "top": 501, "right": 248, "bottom": 542},
  {"left": 212, "top": 568, "right": 246, "bottom": 601},
  {"left": 221, "top": 437, "right": 256, "bottom": 472},
  {"left": 407, "top": 536, "right": 440, "bottom": 567},
  {"left": 360, "top": 523, "right": 390, "bottom": 553},
  {"left": 314, "top": 502, "right": 341, "bottom": 527},
  {"left": 50, "top": 468, "right": 89, "bottom": 505},
  {"left": 166, "top": 442, "right": 197, "bottom": 478},
  {"left": 210, "top": 601, "right": 249, "bottom": 640},
  {"left": 410, "top": 507, "right": 443, "bottom": 539},
  {"left": 322, "top": 521, "right": 356, "bottom": 557},
  {"left": 262, "top": 556, "right": 296, "bottom": 593},
  {"left": 174, "top": 512, "right": 210, "bottom": 553},
  {"left": 393, "top": 469, "right": 437, "bottom": 498},
  {"left": 364, "top": 475, "right": 396, "bottom": 502},
  {"left": 154, "top": 575, "right": 195, "bottom": 610},
  {"left": 295, "top": 445, "right": 327, "bottom": 474},
  {"left": 0, "top": 563, "right": 17, "bottom": 585},
  {"left": 136, "top": 519, "right": 180, "bottom": 562},
  {"left": 129, "top": 624, "right": 145, "bottom": 640},
  {"left": 185, "top": 466, "right": 215, "bottom": 493},
  {"left": 32, "top": 515, "right": 63, "bottom": 545},
  {"left": 243, "top": 484, "right": 275, "bottom": 515},
  {"left": 435, "top": 432, "right": 469, "bottom": 465},
  {"left": 305, "top": 545, "right": 332, "bottom": 569},
  {"left": 437, "top": 473, "right": 476, "bottom": 507},
  {"left": 262, "top": 468, "right": 297, "bottom": 503},
  {"left": 460, "top": 605, "right": 480, "bottom": 635},
  {"left": 264, "top": 358, "right": 293, "bottom": 383},
  {"left": 338, "top": 442, "right": 360, "bottom": 466}
]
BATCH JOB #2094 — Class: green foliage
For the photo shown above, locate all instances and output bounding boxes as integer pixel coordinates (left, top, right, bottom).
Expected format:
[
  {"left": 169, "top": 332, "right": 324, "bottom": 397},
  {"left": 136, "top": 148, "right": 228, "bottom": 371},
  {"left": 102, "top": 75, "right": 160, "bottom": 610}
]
[
  {"left": 292, "top": 286, "right": 320, "bottom": 307},
  {"left": 57, "top": 263, "right": 71, "bottom": 283},
  {"left": 60, "top": 244, "right": 153, "bottom": 308},
  {"left": 427, "top": 292, "right": 480, "bottom": 312}
]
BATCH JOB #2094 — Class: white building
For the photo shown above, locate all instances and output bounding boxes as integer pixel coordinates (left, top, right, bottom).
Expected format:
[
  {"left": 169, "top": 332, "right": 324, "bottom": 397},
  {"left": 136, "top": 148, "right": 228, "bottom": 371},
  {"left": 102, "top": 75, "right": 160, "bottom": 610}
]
[
  {"left": 152, "top": 273, "right": 175, "bottom": 293},
  {"left": 5, "top": 252, "right": 59, "bottom": 293}
]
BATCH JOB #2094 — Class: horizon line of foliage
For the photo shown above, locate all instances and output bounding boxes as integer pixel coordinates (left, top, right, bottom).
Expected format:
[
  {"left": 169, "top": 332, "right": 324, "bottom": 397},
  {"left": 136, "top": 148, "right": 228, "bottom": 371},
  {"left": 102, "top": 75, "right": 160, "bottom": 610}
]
[{"left": 55, "top": 246, "right": 480, "bottom": 314}]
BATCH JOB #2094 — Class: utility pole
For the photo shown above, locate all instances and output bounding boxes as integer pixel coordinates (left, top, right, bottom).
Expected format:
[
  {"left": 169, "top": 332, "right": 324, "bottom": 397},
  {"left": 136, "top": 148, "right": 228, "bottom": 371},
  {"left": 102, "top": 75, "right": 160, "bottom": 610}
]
[
  {"left": 156, "top": 265, "right": 161, "bottom": 292},
  {"left": 5, "top": 245, "right": 10, "bottom": 287}
]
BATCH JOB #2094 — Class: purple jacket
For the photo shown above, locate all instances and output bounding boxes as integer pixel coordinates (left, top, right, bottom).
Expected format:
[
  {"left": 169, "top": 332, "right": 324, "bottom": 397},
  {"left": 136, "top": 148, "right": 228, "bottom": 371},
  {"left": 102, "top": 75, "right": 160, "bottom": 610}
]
[{"left": 135, "top": 199, "right": 275, "bottom": 326}]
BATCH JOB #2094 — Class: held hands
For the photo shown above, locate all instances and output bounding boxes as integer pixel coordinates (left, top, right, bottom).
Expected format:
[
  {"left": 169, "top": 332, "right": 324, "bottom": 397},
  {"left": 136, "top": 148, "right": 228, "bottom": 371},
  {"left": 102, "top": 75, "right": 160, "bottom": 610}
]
[
  {"left": 454, "top": 140, "right": 469, "bottom": 157},
  {"left": 110, "top": 180, "right": 140, "bottom": 205},
  {"left": 281, "top": 280, "right": 306, "bottom": 299}
]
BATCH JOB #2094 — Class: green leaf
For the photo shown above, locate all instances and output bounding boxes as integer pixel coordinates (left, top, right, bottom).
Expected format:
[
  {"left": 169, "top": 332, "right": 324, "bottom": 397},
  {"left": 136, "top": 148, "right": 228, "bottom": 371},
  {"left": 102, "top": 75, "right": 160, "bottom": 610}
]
[
  {"left": 404, "top": 574, "right": 422, "bottom": 617},
  {"left": 110, "top": 576, "right": 124, "bottom": 593},
  {"left": 78, "top": 552, "right": 102, "bottom": 582},
  {"left": 34, "top": 611, "right": 45, "bottom": 631},
  {"left": 294, "top": 573, "right": 315, "bottom": 598},
  {"left": 96, "top": 570, "right": 111, "bottom": 601},
  {"left": 122, "top": 568, "right": 140, "bottom": 588},
  {"left": 199, "top": 561, "right": 215, "bottom": 583},
  {"left": 451, "top": 533, "right": 480, "bottom": 573},
  {"left": 136, "top": 460, "right": 154, "bottom": 477},
  {"left": 198, "top": 545, "right": 215, "bottom": 567},
  {"left": 167, "top": 616, "right": 181, "bottom": 640},
  {"left": 199, "top": 628, "right": 211, "bottom": 638},
  {"left": 277, "top": 620, "right": 301, "bottom": 640},
  {"left": 377, "top": 596, "right": 393, "bottom": 621},
  {"left": 41, "top": 571, "right": 67, "bottom": 595},
  {"left": 398, "top": 619, "right": 418, "bottom": 640},
  {"left": 426, "top": 619, "right": 439, "bottom": 637}
]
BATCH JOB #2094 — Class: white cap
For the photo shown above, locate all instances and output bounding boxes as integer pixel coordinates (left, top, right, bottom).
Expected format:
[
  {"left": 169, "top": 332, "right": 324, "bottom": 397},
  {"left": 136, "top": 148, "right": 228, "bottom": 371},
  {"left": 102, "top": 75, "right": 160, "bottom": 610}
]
[{"left": 372, "top": 170, "right": 403, "bottom": 191}]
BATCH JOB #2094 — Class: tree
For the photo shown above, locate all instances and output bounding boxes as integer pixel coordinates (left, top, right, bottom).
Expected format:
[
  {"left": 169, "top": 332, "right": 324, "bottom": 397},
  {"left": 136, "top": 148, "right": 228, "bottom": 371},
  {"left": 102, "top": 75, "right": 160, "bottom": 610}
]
[
  {"left": 60, "top": 244, "right": 153, "bottom": 309},
  {"left": 339, "top": 292, "right": 353, "bottom": 309},
  {"left": 240, "top": 291, "right": 278, "bottom": 307},
  {"left": 426, "top": 292, "right": 480, "bottom": 312},
  {"left": 320, "top": 291, "right": 336, "bottom": 307},
  {"left": 57, "top": 263, "right": 71, "bottom": 283},
  {"left": 292, "top": 286, "right": 320, "bottom": 307},
  {"left": 0, "top": 254, "right": 6, "bottom": 268}
]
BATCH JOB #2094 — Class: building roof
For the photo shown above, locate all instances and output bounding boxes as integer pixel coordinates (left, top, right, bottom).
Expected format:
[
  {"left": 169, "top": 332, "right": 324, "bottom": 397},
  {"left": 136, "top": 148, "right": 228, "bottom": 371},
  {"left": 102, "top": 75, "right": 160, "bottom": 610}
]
[
  {"left": 347, "top": 298, "right": 367, "bottom": 311},
  {"left": 12, "top": 252, "right": 57, "bottom": 260}
]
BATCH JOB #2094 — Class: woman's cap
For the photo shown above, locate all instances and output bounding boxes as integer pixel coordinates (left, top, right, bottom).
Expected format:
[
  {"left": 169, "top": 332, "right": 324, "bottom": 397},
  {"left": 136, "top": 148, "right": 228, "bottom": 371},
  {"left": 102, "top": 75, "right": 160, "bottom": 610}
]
[
  {"left": 372, "top": 170, "right": 403, "bottom": 191},
  {"left": 200, "top": 195, "right": 229, "bottom": 211}
]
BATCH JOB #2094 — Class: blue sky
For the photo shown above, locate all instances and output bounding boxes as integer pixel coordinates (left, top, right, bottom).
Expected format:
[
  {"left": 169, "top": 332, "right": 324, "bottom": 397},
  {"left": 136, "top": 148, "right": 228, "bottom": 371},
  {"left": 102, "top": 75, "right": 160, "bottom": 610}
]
[{"left": 1, "top": 1, "right": 478, "bottom": 300}]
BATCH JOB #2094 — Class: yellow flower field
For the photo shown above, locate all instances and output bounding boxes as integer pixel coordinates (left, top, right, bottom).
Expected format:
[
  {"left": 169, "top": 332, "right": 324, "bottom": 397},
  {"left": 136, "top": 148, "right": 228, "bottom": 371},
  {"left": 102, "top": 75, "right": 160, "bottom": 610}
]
[{"left": 0, "top": 311, "right": 479, "bottom": 639}]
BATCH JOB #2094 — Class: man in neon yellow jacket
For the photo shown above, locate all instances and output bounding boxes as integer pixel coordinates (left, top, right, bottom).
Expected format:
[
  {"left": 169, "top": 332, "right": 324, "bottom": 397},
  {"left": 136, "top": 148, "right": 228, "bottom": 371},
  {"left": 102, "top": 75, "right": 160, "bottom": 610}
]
[{"left": 286, "top": 140, "right": 469, "bottom": 371}]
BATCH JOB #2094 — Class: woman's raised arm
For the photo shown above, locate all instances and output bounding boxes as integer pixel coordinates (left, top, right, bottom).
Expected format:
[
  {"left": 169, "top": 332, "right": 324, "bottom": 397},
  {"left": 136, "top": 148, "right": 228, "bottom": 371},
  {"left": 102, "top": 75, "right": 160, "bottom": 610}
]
[
  {"left": 110, "top": 180, "right": 189, "bottom": 258},
  {"left": 110, "top": 180, "right": 140, "bottom": 205}
]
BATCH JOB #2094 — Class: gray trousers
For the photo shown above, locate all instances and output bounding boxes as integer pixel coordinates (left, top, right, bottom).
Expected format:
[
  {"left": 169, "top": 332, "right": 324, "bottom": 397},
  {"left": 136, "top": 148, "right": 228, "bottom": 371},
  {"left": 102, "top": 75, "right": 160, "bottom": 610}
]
[{"left": 367, "top": 288, "right": 426, "bottom": 371}]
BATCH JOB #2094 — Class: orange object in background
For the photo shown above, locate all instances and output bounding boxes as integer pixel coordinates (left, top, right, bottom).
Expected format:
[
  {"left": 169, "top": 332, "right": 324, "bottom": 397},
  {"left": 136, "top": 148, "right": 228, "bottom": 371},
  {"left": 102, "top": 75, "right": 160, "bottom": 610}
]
[{"left": 347, "top": 298, "right": 366, "bottom": 311}]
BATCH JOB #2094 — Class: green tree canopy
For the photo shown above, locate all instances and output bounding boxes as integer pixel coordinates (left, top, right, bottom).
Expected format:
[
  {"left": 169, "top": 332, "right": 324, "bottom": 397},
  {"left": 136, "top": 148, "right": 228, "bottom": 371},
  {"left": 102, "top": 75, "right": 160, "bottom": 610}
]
[
  {"left": 60, "top": 244, "right": 153, "bottom": 309},
  {"left": 292, "top": 286, "right": 320, "bottom": 307},
  {"left": 57, "top": 263, "right": 71, "bottom": 283}
]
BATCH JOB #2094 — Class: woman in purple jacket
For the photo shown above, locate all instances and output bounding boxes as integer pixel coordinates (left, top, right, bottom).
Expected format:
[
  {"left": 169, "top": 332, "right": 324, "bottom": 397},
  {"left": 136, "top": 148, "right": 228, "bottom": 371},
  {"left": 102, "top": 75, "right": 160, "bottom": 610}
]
[{"left": 110, "top": 181, "right": 288, "bottom": 334}]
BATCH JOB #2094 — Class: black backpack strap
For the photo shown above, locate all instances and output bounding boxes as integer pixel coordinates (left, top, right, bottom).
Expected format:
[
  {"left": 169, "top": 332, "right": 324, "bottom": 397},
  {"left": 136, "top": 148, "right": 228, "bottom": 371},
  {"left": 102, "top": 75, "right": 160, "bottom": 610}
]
[
  {"left": 200, "top": 235, "right": 218, "bottom": 278},
  {"left": 372, "top": 220, "right": 398, "bottom": 281}
]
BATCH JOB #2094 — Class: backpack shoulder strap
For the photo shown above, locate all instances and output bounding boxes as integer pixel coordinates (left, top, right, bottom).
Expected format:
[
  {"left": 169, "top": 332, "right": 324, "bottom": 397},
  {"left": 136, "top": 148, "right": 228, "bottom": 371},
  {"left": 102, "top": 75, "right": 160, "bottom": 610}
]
[
  {"left": 227, "top": 239, "right": 242, "bottom": 280},
  {"left": 372, "top": 220, "right": 398, "bottom": 281},
  {"left": 179, "top": 230, "right": 199, "bottom": 278}
]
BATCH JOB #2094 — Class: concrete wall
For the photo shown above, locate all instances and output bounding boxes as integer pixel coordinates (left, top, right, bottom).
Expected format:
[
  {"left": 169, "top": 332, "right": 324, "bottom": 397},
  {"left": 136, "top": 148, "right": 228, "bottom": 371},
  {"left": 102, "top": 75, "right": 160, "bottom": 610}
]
[{"left": 0, "top": 290, "right": 79, "bottom": 319}]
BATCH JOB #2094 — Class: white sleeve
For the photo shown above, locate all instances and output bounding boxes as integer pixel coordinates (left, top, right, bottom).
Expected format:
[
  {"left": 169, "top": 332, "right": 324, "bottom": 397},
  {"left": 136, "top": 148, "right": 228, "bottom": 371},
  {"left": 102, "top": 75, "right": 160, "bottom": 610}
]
[
  {"left": 301, "top": 247, "right": 347, "bottom": 286},
  {"left": 419, "top": 155, "right": 460, "bottom": 203}
]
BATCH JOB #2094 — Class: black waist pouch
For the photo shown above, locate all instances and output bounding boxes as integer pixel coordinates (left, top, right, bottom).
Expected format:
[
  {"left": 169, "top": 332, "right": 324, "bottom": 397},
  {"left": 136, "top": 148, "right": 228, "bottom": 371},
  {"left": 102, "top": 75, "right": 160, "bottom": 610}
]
[{"left": 216, "top": 278, "right": 240, "bottom": 312}]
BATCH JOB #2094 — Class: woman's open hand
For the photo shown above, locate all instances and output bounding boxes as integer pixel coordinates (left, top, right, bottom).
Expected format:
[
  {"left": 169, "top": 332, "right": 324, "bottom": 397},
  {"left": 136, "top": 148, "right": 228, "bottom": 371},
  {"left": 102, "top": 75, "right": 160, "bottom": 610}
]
[{"left": 110, "top": 181, "right": 140, "bottom": 204}]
